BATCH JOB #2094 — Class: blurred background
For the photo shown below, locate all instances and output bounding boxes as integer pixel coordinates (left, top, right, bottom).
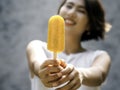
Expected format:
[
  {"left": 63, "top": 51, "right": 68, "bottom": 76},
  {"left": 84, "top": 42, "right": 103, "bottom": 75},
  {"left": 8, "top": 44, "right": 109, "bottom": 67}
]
[{"left": 0, "top": 0, "right": 120, "bottom": 90}]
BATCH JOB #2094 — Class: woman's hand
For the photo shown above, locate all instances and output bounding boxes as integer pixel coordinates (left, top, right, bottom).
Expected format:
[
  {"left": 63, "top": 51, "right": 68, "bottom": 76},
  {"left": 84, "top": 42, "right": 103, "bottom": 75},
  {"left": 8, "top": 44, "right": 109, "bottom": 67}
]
[
  {"left": 37, "top": 59, "right": 66, "bottom": 88},
  {"left": 54, "top": 64, "right": 83, "bottom": 90}
]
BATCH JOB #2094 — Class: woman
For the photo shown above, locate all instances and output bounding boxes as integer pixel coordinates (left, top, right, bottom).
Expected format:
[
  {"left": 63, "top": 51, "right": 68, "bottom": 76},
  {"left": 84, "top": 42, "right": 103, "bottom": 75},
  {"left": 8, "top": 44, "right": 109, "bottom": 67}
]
[{"left": 26, "top": 0, "right": 111, "bottom": 90}]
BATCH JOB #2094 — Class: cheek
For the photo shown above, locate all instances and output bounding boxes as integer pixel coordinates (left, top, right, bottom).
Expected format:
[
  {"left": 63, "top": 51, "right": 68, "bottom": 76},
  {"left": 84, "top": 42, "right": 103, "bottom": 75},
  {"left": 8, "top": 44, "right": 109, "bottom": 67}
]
[
  {"left": 76, "top": 20, "right": 88, "bottom": 34},
  {"left": 59, "top": 7, "right": 66, "bottom": 16},
  {"left": 77, "top": 16, "right": 88, "bottom": 29},
  {"left": 78, "top": 15, "right": 88, "bottom": 22}
]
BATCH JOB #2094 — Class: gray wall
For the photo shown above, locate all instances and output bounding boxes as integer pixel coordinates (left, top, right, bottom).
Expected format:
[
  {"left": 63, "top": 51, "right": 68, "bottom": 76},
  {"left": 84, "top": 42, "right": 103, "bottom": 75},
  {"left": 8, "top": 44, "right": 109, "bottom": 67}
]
[{"left": 0, "top": 0, "right": 119, "bottom": 90}]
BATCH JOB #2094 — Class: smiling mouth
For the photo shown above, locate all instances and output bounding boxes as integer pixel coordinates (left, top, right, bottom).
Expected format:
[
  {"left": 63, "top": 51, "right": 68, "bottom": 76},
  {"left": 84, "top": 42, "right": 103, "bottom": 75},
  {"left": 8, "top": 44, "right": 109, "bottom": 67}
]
[{"left": 65, "top": 19, "right": 76, "bottom": 26}]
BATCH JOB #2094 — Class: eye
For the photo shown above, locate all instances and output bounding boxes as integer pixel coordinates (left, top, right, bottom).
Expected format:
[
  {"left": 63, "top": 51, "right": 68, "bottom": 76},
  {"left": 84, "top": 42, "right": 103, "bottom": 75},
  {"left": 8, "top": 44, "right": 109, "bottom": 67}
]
[
  {"left": 77, "top": 9, "right": 86, "bottom": 14},
  {"left": 66, "top": 4, "right": 73, "bottom": 9}
]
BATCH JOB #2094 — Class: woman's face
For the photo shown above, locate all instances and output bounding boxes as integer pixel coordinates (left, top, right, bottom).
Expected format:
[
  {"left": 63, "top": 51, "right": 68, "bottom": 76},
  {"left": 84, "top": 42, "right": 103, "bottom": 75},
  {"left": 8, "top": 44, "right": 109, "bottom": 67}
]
[{"left": 59, "top": 0, "right": 89, "bottom": 37}]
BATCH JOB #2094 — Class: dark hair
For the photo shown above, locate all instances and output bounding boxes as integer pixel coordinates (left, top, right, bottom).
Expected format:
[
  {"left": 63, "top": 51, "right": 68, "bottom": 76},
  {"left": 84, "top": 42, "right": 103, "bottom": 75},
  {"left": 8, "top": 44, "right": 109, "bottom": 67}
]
[{"left": 57, "top": 0, "right": 106, "bottom": 41}]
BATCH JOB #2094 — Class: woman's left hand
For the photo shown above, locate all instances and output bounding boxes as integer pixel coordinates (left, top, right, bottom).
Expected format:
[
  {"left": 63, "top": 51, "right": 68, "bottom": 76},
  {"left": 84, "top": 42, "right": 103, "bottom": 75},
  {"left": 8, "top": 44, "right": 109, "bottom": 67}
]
[{"left": 54, "top": 64, "right": 83, "bottom": 90}]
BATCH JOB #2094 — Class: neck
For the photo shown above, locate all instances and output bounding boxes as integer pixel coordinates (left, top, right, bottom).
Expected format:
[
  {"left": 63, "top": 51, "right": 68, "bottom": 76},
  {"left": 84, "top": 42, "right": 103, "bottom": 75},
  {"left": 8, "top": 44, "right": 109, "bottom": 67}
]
[{"left": 64, "top": 35, "right": 86, "bottom": 55}]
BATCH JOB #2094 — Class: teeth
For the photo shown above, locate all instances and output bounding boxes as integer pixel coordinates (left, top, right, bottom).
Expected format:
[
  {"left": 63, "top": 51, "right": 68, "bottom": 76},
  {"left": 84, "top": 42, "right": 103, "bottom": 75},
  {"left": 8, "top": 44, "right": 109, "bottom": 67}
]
[{"left": 65, "top": 19, "right": 75, "bottom": 25}]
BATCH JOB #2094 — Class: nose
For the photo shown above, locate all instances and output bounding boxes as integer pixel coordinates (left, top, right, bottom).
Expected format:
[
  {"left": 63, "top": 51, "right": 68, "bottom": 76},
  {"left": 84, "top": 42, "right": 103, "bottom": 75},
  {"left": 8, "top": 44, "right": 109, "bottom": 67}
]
[{"left": 67, "top": 8, "right": 76, "bottom": 18}]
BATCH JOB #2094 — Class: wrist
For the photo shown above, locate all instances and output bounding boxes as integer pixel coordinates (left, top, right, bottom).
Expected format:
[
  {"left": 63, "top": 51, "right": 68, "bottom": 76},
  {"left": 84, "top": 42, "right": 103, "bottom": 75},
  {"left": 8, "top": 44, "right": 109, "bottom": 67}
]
[
  {"left": 80, "top": 70, "right": 84, "bottom": 84},
  {"left": 77, "top": 68, "right": 86, "bottom": 84}
]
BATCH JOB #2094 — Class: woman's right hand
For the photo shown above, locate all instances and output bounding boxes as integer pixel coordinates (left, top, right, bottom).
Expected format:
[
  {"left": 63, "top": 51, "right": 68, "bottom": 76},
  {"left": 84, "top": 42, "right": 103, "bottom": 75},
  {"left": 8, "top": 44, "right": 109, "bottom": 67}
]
[{"left": 37, "top": 59, "right": 66, "bottom": 87}]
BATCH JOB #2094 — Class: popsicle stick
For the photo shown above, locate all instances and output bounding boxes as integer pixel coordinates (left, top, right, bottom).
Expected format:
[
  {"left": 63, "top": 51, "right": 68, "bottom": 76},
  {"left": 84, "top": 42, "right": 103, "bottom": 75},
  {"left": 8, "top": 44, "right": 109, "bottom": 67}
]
[{"left": 53, "top": 52, "right": 57, "bottom": 60}]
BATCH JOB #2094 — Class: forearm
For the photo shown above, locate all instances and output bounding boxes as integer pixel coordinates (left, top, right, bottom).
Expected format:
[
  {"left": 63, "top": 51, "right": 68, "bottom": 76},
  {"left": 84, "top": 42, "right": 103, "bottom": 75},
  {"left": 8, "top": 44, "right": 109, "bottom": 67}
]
[
  {"left": 26, "top": 40, "right": 47, "bottom": 78},
  {"left": 26, "top": 50, "right": 41, "bottom": 78},
  {"left": 78, "top": 52, "right": 111, "bottom": 86},
  {"left": 78, "top": 67, "right": 106, "bottom": 86}
]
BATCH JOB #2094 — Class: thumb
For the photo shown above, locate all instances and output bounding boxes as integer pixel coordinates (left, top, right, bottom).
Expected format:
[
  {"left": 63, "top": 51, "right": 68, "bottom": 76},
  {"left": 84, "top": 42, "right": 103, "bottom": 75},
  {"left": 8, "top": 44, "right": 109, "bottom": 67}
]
[{"left": 59, "top": 59, "right": 67, "bottom": 68}]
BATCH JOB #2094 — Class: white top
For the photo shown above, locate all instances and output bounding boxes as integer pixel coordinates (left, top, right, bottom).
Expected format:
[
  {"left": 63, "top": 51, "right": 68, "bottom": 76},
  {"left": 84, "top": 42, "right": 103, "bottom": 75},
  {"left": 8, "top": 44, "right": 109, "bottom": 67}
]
[{"left": 30, "top": 41, "right": 106, "bottom": 90}]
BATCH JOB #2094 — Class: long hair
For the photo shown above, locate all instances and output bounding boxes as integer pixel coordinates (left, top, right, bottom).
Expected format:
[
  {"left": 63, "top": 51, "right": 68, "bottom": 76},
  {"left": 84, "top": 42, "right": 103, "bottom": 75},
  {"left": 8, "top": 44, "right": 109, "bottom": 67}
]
[{"left": 57, "top": 0, "right": 106, "bottom": 41}]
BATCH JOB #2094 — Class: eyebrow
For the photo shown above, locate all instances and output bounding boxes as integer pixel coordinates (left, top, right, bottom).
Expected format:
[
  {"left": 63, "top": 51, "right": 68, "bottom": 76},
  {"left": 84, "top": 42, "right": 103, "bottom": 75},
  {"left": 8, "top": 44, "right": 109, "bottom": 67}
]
[{"left": 67, "top": 2, "right": 86, "bottom": 9}]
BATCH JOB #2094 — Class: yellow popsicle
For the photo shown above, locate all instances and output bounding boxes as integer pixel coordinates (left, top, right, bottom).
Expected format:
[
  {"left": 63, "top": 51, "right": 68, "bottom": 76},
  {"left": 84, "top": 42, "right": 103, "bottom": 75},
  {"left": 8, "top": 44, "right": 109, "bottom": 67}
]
[{"left": 47, "top": 15, "right": 65, "bottom": 59}]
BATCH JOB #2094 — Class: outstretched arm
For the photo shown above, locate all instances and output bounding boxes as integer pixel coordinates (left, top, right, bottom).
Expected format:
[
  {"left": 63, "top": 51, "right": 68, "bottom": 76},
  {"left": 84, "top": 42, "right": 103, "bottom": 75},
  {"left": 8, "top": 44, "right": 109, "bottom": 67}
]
[
  {"left": 80, "top": 52, "right": 111, "bottom": 86},
  {"left": 26, "top": 40, "right": 66, "bottom": 87},
  {"left": 26, "top": 40, "right": 48, "bottom": 78},
  {"left": 54, "top": 52, "right": 111, "bottom": 90}
]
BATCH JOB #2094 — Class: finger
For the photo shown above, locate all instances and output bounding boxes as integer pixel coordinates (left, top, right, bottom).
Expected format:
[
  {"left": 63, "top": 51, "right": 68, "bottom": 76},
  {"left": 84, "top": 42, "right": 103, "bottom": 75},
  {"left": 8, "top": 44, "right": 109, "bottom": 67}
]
[
  {"left": 50, "top": 75, "right": 68, "bottom": 87},
  {"left": 41, "top": 73, "right": 62, "bottom": 88},
  {"left": 38, "top": 67, "right": 49, "bottom": 79},
  {"left": 40, "top": 59, "right": 60, "bottom": 69},
  {"left": 40, "top": 73, "right": 61, "bottom": 88},
  {"left": 61, "top": 64, "right": 74, "bottom": 75},
  {"left": 68, "top": 78, "right": 80, "bottom": 90},
  {"left": 55, "top": 67, "right": 79, "bottom": 88},
  {"left": 48, "top": 65, "right": 63, "bottom": 74},
  {"left": 59, "top": 59, "right": 67, "bottom": 68},
  {"left": 67, "top": 67, "right": 79, "bottom": 81},
  {"left": 47, "top": 66, "right": 63, "bottom": 82},
  {"left": 41, "top": 79, "right": 54, "bottom": 88},
  {"left": 71, "top": 82, "right": 81, "bottom": 90},
  {"left": 70, "top": 78, "right": 81, "bottom": 90},
  {"left": 38, "top": 65, "right": 63, "bottom": 79},
  {"left": 56, "top": 76, "right": 80, "bottom": 90},
  {"left": 47, "top": 72, "right": 62, "bottom": 82},
  {"left": 51, "top": 65, "right": 74, "bottom": 87},
  {"left": 41, "top": 73, "right": 62, "bottom": 85}
]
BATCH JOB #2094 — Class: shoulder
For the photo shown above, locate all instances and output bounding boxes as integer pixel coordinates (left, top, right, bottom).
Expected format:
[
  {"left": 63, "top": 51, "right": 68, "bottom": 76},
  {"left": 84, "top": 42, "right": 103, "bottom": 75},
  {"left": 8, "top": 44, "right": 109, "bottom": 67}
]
[
  {"left": 86, "top": 50, "right": 109, "bottom": 57},
  {"left": 27, "top": 40, "right": 46, "bottom": 47},
  {"left": 94, "top": 50, "right": 110, "bottom": 60},
  {"left": 27, "top": 40, "right": 46, "bottom": 50},
  {"left": 94, "top": 50, "right": 108, "bottom": 56},
  {"left": 87, "top": 50, "right": 111, "bottom": 65},
  {"left": 26, "top": 40, "right": 47, "bottom": 54},
  {"left": 84, "top": 50, "right": 108, "bottom": 58},
  {"left": 92, "top": 50, "right": 111, "bottom": 66}
]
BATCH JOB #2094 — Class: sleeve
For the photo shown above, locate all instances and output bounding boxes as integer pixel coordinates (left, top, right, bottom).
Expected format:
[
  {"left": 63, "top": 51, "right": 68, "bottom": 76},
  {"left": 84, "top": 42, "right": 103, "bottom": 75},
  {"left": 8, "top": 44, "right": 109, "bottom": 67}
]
[{"left": 90, "top": 50, "right": 107, "bottom": 65}]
